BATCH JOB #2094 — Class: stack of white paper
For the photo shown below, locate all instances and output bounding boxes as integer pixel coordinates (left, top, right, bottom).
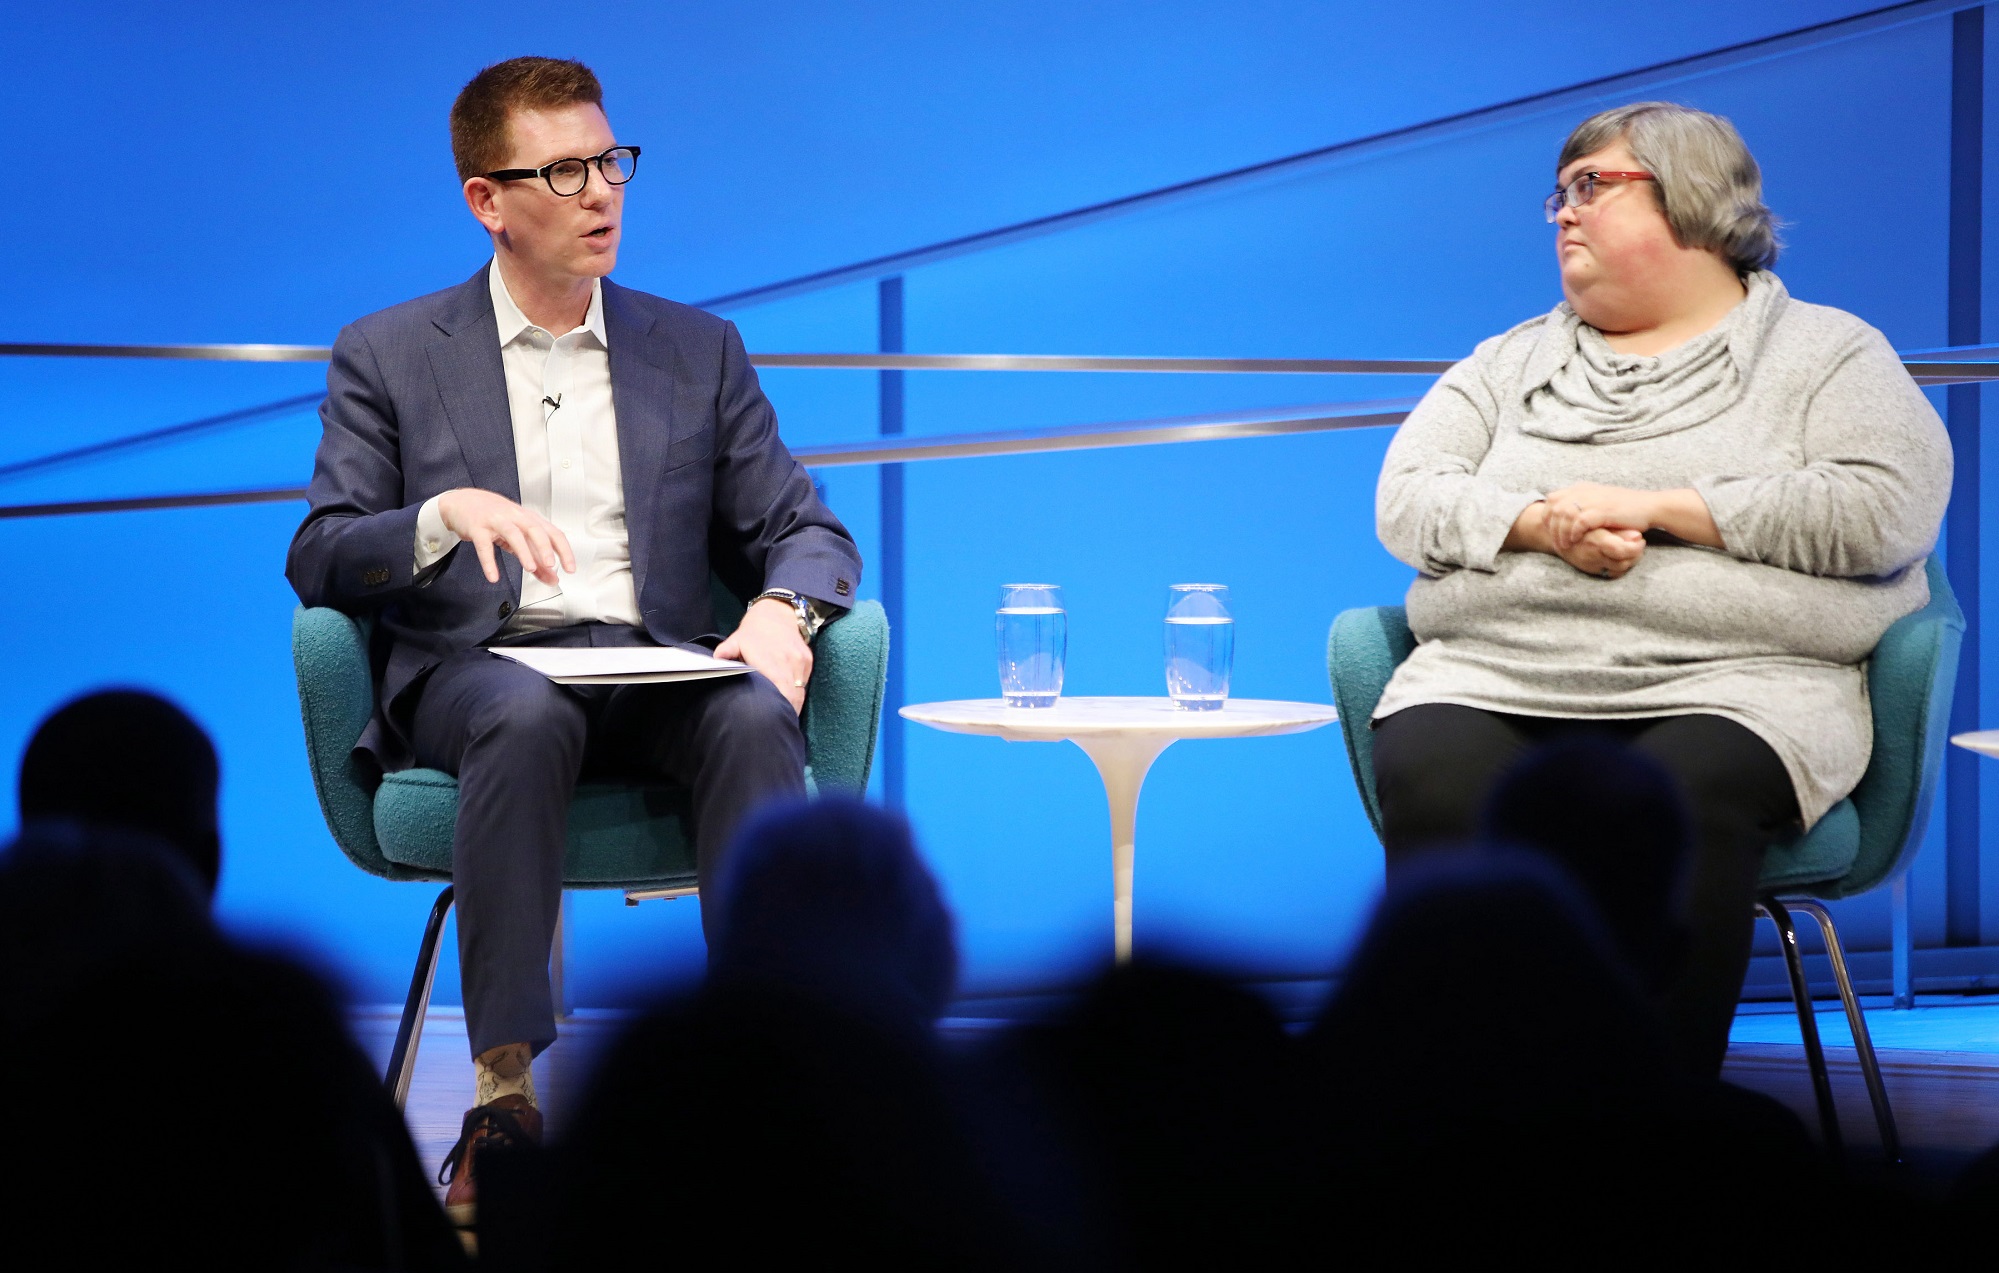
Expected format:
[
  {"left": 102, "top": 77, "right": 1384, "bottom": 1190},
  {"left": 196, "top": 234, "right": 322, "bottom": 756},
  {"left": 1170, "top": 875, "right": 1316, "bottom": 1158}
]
[{"left": 487, "top": 645, "right": 750, "bottom": 685}]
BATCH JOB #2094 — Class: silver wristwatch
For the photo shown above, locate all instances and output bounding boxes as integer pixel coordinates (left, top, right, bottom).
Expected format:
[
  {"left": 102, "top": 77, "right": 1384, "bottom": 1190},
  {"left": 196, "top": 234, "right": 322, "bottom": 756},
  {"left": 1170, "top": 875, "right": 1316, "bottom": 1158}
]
[{"left": 752, "top": 587, "right": 816, "bottom": 643}]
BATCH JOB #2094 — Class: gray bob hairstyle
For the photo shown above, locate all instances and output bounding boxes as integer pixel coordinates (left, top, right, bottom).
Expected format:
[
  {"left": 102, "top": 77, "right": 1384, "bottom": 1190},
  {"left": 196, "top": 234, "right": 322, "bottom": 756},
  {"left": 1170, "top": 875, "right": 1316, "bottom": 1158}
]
[{"left": 1558, "top": 102, "right": 1780, "bottom": 273}]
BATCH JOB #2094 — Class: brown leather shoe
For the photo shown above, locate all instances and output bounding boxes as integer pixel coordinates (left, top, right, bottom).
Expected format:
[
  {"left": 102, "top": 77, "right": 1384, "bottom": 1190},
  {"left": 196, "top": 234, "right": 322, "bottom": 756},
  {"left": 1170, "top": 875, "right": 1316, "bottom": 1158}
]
[{"left": 440, "top": 1094, "right": 544, "bottom": 1246}]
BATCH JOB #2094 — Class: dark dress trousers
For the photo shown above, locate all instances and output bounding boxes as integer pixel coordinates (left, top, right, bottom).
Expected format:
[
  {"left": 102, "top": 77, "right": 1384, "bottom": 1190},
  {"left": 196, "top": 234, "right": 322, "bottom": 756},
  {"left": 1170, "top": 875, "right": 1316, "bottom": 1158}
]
[{"left": 287, "top": 267, "right": 862, "bottom": 1057}]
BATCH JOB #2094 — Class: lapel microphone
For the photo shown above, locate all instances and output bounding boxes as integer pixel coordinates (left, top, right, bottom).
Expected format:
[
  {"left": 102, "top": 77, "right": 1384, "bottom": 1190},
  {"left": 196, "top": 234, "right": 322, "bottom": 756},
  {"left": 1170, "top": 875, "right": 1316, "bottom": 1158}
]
[{"left": 542, "top": 392, "right": 563, "bottom": 411}]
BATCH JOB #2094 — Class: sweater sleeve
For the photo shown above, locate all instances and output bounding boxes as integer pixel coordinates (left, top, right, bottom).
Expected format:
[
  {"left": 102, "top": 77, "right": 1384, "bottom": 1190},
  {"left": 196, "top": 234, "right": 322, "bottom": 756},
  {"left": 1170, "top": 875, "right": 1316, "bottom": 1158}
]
[
  {"left": 1376, "top": 346, "right": 1545, "bottom": 574},
  {"left": 1694, "top": 329, "right": 1952, "bottom": 578}
]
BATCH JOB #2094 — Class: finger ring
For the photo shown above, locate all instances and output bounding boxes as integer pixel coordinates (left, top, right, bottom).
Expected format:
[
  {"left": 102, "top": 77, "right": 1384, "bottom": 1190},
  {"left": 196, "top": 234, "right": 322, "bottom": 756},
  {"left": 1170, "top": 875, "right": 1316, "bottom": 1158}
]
[
  {"left": 1599, "top": 568, "right": 1612, "bottom": 580},
  {"left": 792, "top": 679, "right": 804, "bottom": 688}
]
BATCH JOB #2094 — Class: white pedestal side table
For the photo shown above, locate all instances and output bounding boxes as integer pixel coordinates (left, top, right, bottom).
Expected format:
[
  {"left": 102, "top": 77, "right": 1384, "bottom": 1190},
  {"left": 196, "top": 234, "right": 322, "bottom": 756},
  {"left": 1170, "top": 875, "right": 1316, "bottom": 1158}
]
[
  {"left": 899, "top": 696, "right": 1337, "bottom": 962},
  {"left": 1952, "top": 730, "right": 1999, "bottom": 760}
]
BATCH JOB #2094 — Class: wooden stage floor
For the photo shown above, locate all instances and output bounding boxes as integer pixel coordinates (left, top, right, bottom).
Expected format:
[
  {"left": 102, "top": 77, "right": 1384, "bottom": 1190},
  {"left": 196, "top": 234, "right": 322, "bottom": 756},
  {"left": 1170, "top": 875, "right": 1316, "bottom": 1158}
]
[
  {"left": 1722, "top": 996, "right": 1999, "bottom": 1178},
  {"left": 353, "top": 994, "right": 1999, "bottom": 1192},
  {"left": 352, "top": 1007, "right": 627, "bottom": 1180}
]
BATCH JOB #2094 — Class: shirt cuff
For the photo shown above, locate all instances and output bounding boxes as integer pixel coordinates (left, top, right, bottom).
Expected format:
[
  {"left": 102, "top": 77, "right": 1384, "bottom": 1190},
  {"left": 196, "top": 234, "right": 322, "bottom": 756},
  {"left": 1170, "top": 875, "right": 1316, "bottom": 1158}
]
[{"left": 415, "top": 495, "right": 460, "bottom": 572}]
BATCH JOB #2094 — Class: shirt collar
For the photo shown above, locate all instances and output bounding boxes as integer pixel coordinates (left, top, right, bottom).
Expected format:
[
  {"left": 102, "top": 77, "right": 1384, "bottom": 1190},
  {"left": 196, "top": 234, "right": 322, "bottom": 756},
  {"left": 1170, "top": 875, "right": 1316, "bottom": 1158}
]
[{"left": 487, "top": 258, "right": 608, "bottom": 348}]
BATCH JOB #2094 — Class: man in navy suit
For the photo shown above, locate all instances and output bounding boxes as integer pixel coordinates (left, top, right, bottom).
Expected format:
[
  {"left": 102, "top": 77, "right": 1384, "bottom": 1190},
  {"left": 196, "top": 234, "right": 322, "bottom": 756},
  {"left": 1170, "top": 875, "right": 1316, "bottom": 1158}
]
[{"left": 286, "top": 57, "right": 861, "bottom": 1230}]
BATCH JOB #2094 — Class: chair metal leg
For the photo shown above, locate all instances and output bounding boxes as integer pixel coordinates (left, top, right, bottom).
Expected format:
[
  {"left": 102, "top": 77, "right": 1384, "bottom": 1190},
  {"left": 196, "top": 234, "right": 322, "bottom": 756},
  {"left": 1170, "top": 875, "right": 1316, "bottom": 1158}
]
[
  {"left": 1792, "top": 899, "right": 1901, "bottom": 1162},
  {"left": 551, "top": 893, "right": 569, "bottom": 1021},
  {"left": 1890, "top": 876, "right": 1914, "bottom": 1010},
  {"left": 1757, "top": 898, "right": 1843, "bottom": 1156},
  {"left": 386, "top": 884, "right": 455, "bottom": 1112}
]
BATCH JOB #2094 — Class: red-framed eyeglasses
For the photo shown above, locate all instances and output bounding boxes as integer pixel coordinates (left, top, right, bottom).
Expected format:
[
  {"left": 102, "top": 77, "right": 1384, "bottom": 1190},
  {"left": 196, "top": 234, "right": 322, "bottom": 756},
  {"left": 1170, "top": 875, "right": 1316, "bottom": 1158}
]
[{"left": 1544, "top": 170, "right": 1656, "bottom": 222}]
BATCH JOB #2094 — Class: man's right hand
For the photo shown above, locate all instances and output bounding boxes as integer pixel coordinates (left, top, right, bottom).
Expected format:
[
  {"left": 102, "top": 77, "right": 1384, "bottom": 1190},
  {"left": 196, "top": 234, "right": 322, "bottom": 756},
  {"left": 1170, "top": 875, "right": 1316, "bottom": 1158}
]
[{"left": 437, "top": 488, "right": 576, "bottom": 586}]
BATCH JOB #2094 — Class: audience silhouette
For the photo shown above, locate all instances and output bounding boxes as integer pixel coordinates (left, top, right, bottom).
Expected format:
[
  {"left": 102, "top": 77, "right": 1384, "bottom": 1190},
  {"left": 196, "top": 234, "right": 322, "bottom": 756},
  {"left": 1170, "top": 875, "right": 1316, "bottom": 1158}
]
[
  {"left": 707, "top": 793, "right": 960, "bottom": 1029},
  {"left": 7, "top": 714, "right": 1980, "bottom": 1267},
  {"left": 18, "top": 689, "right": 223, "bottom": 896},
  {"left": 1010, "top": 958, "right": 1319, "bottom": 1267},
  {"left": 2, "top": 690, "right": 463, "bottom": 1269},
  {"left": 0, "top": 822, "right": 465, "bottom": 1269},
  {"left": 1481, "top": 733, "right": 1691, "bottom": 991},
  {"left": 1309, "top": 849, "right": 1687, "bottom": 1251},
  {"left": 553, "top": 797, "right": 1025, "bottom": 1270}
]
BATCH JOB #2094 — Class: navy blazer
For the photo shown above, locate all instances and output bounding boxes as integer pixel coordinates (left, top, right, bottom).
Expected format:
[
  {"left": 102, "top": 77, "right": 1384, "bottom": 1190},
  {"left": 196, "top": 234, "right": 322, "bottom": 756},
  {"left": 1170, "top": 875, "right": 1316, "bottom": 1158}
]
[{"left": 285, "top": 267, "right": 862, "bottom": 768}]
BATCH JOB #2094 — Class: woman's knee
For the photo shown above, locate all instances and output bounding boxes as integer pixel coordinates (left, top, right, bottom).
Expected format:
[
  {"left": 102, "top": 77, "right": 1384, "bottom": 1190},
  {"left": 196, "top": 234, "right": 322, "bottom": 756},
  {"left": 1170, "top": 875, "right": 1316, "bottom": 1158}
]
[
  {"left": 1373, "top": 705, "right": 1524, "bottom": 853},
  {"left": 1633, "top": 716, "right": 1797, "bottom": 840}
]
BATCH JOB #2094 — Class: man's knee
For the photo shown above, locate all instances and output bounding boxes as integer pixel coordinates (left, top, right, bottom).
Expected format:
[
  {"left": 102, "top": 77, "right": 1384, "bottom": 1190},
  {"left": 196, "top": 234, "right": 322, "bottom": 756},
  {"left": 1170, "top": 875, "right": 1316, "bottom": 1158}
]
[
  {"left": 704, "top": 675, "right": 806, "bottom": 755},
  {"left": 458, "top": 671, "right": 588, "bottom": 763}
]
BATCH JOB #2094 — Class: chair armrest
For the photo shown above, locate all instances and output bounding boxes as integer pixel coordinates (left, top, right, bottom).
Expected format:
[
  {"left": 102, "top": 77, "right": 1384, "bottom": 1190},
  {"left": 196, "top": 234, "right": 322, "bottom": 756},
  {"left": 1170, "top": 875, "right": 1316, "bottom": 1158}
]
[
  {"left": 802, "top": 600, "right": 889, "bottom": 793},
  {"left": 1327, "top": 605, "right": 1416, "bottom": 845},
  {"left": 1839, "top": 557, "right": 1966, "bottom": 896},
  {"left": 292, "top": 605, "right": 401, "bottom": 878}
]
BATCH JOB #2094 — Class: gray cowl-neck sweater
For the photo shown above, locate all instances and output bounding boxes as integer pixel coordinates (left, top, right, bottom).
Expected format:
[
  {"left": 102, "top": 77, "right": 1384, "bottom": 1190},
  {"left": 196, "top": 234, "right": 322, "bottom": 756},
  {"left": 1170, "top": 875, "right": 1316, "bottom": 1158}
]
[{"left": 1374, "top": 272, "right": 1952, "bottom": 827}]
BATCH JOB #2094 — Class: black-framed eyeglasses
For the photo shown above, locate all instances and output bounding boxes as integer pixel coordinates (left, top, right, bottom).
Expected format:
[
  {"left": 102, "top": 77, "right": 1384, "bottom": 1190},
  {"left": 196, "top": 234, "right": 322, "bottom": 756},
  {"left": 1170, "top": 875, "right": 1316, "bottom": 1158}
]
[
  {"left": 483, "top": 146, "right": 641, "bottom": 197},
  {"left": 1543, "top": 169, "right": 1655, "bottom": 221}
]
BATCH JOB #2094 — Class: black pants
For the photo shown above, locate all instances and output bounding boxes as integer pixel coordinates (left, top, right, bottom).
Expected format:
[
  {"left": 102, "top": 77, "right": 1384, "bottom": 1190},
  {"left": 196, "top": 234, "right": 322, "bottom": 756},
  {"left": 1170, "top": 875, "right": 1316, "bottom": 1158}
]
[
  {"left": 1371, "top": 704, "right": 1800, "bottom": 1075},
  {"left": 409, "top": 624, "right": 807, "bottom": 1059}
]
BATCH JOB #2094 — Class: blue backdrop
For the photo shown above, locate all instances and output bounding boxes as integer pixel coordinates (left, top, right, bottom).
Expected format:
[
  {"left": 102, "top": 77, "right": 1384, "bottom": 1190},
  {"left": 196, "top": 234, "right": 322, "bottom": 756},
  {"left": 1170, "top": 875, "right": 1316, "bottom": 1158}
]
[{"left": 0, "top": 1, "right": 1990, "bottom": 1007}]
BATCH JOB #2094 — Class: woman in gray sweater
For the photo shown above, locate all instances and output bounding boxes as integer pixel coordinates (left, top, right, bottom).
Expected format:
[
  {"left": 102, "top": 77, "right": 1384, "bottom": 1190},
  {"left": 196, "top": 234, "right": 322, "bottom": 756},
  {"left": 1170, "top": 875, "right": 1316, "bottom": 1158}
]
[{"left": 1372, "top": 101, "right": 1951, "bottom": 1073}]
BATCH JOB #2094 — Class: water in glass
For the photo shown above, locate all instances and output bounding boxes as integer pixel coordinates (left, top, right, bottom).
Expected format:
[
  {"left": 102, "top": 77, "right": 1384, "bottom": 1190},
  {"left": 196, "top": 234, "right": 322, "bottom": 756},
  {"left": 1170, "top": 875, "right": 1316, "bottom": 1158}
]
[
  {"left": 1165, "top": 583, "right": 1232, "bottom": 710},
  {"left": 997, "top": 584, "right": 1066, "bottom": 707}
]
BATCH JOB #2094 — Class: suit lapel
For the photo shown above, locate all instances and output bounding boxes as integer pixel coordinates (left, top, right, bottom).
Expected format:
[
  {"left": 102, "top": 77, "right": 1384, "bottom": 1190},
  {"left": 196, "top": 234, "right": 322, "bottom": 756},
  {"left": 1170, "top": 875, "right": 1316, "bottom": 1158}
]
[
  {"left": 426, "top": 267, "right": 521, "bottom": 505},
  {"left": 604, "top": 279, "right": 674, "bottom": 600}
]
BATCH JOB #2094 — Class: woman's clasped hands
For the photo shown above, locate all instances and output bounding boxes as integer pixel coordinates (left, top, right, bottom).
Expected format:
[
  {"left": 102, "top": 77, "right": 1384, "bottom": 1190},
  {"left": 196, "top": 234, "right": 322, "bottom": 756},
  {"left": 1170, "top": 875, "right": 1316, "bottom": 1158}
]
[
  {"left": 1506, "top": 484, "right": 1654, "bottom": 580},
  {"left": 1542, "top": 483, "right": 1662, "bottom": 552},
  {"left": 1557, "top": 523, "right": 1647, "bottom": 580},
  {"left": 1512, "top": 482, "right": 1723, "bottom": 580},
  {"left": 1545, "top": 483, "right": 1653, "bottom": 578}
]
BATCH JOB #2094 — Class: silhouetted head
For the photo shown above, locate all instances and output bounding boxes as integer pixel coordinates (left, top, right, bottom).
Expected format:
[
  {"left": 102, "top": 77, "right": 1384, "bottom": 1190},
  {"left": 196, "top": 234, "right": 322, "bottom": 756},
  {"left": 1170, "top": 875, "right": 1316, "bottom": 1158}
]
[
  {"left": 1481, "top": 734, "right": 1691, "bottom": 988},
  {"left": 1308, "top": 847, "right": 1671, "bottom": 1174},
  {"left": 1026, "top": 959, "right": 1315, "bottom": 1265},
  {"left": 0, "top": 824, "right": 463, "bottom": 1268},
  {"left": 0, "top": 821, "right": 213, "bottom": 1033},
  {"left": 710, "top": 796, "right": 958, "bottom": 1029},
  {"left": 18, "top": 689, "right": 221, "bottom": 896},
  {"left": 1310, "top": 849, "right": 1819, "bottom": 1259}
]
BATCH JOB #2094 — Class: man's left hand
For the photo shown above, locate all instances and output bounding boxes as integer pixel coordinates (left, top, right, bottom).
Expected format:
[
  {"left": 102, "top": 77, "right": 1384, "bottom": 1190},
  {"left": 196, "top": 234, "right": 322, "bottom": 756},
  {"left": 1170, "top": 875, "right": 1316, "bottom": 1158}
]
[{"left": 716, "top": 598, "right": 813, "bottom": 713}]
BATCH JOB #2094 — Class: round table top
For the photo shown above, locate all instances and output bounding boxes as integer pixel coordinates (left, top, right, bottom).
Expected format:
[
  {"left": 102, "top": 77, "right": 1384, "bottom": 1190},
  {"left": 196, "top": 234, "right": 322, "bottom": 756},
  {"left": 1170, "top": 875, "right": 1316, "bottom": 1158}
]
[
  {"left": 1953, "top": 730, "right": 1999, "bottom": 758},
  {"left": 899, "top": 696, "right": 1337, "bottom": 742}
]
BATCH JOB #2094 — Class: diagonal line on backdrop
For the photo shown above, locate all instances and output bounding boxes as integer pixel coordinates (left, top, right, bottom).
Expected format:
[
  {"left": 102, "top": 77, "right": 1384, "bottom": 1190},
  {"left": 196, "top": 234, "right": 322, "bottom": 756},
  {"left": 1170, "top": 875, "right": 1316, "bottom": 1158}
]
[
  {"left": 0, "top": 391, "right": 322, "bottom": 484},
  {"left": 0, "top": 397, "right": 1422, "bottom": 520},
  {"left": 691, "top": 0, "right": 1960, "bottom": 310},
  {"left": 790, "top": 397, "right": 1420, "bottom": 466},
  {"left": 0, "top": 486, "right": 308, "bottom": 520},
  {"left": 4, "top": 338, "right": 1995, "bottom": 493},
  {"left": 0, "top": 5, "right": 1962, "bottom": 347}
]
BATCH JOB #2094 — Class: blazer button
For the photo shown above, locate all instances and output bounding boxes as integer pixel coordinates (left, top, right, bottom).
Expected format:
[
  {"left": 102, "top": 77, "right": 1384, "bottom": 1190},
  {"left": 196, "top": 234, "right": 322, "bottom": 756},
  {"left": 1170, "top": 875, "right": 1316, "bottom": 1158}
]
[{"left": 498, "top": 601, "right": 514, "bottom": 619}]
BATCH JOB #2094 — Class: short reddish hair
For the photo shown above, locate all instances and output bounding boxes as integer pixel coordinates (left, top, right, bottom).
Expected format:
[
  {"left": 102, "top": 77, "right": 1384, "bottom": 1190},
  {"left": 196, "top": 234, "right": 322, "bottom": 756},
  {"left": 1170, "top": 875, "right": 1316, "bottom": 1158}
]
[{"left": 449, "top": 57, "right": 604, "bottom": 181}]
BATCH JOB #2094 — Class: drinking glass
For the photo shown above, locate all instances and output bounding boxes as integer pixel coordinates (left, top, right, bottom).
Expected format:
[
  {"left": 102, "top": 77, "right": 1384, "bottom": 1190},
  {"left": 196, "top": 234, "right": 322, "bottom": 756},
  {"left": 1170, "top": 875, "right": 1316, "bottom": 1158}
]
[
  {"left": 997, "top": 584, "right": 1066, "bottom": 707},
  {"left": 1165, "top": 583, "right": 1232, "bottom": 710}
]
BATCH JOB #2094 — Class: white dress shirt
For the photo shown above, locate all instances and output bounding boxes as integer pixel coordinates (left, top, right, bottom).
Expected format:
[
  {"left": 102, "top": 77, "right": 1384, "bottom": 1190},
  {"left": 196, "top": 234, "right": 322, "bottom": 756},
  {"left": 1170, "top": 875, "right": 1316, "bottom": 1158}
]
[{"left": 416, "top": 261, "right": 641, "bottom": 631}]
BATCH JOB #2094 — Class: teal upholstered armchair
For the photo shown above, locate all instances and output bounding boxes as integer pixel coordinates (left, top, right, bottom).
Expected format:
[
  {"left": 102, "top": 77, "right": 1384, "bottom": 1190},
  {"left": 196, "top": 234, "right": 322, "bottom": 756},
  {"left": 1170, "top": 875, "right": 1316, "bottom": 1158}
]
[
  {"left": 1327, "top": 556, "right": 1963, "bottom": 1159},
  {"left": 293, "top": 581, "right": 890, "bottom": 1106}
]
